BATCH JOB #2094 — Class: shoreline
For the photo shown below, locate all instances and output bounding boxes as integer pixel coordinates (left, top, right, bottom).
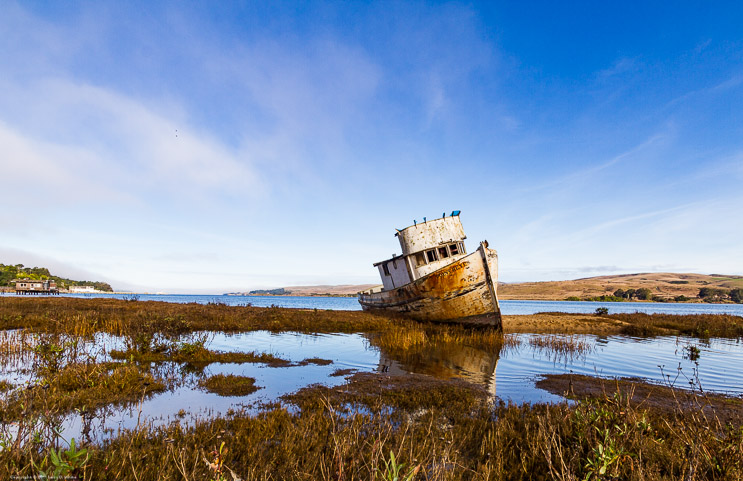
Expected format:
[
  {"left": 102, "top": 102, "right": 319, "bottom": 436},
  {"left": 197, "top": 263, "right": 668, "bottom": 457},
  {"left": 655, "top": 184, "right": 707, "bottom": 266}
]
[{"left": 2, "top": 289, "right": 739, "bottom": 304}]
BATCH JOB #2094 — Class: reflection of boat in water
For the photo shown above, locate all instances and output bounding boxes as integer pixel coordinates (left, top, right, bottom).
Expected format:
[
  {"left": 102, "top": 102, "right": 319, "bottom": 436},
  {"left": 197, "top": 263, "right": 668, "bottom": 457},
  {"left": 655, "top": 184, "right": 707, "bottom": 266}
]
[
  {"left": 368, "top": 335, "right": 501, "bottom": 396},
  {"left": 358, "top": 212, "right": 502, "bottom": 329}
]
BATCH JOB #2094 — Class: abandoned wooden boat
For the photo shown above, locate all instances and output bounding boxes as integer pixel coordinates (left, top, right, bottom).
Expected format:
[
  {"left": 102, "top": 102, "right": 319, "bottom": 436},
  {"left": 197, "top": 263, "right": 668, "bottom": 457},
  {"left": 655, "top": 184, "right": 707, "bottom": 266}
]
[{"left": 358, "top": 212, "right": 503, "bottom": 329}]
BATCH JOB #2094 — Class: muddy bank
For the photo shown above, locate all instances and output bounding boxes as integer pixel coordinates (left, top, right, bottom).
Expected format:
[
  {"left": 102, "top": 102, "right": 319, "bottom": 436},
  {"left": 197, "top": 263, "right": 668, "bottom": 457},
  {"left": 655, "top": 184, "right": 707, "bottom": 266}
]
[{"left": 537, "top": 373, "right": 743, "bottom": 424}]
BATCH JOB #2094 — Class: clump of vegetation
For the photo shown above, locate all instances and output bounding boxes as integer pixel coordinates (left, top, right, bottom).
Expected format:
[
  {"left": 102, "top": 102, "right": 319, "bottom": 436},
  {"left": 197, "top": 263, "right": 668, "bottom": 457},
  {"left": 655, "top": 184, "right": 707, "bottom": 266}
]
[
  {"left": 198, "top": 374, "right": 261, "bottom": 396},
  {"left": 286, "top": 372, "right": 488, "bottom": 413},
  {"left": 528, "top": 334, "right": 593, "bottom": 360},
  {"left": 330, "top": 368, "right": 357, "bottom": 377},
  {"left": 297, "top": 357, "right": 333, "bottom": 366},
  {"left": 684, "top": 344, "right": 702, "bottom": 362}
]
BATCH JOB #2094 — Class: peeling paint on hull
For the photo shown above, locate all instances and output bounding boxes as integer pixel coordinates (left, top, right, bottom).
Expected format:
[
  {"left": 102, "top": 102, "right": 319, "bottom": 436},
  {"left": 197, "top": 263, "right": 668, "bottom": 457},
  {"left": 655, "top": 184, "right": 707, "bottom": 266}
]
[{"left": 358, "top": 243, "right": 502, "bottom": 329}]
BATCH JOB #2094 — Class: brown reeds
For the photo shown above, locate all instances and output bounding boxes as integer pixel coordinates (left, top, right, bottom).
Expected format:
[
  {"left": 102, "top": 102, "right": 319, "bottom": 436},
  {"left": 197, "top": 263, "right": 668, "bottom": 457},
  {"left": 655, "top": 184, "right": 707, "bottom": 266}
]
[
  {"left": 1, "top": 297, "right": 742, "bottom": 479},
  {"left": 109, "top": 346, "right": 292, "bottom": 366},
  {"left": 0, "top": 297, "right": 397, "bottom": 336},
  {"left": 528, "top": 334, "right": 593, "bottom": 356}
]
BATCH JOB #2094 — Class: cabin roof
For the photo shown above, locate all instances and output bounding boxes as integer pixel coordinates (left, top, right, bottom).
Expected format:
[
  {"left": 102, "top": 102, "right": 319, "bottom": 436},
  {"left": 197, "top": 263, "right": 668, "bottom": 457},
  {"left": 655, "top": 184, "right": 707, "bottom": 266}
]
[
  {"left": 372, "top": 255, "right": 400, "bottom": 267},
  {"left": 394, "top": 210, "right": 461, "bottom": 236}
]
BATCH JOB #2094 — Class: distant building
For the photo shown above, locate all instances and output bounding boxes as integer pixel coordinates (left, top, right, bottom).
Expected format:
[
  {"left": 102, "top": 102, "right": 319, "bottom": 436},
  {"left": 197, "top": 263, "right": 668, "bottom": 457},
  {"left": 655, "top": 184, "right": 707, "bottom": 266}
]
[
  {"left": 13, "top": 278, "right": 59, "bottom": 295},
  {"left": 69, "top": 285, "right": 98, "bottom": 293}
]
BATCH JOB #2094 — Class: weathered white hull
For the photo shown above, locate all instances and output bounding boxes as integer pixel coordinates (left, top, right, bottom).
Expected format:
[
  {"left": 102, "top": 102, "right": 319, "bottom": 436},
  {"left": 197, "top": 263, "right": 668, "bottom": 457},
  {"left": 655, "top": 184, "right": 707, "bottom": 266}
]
[{"left": 358, "top": 243, "right": 502, "bottom": 328}]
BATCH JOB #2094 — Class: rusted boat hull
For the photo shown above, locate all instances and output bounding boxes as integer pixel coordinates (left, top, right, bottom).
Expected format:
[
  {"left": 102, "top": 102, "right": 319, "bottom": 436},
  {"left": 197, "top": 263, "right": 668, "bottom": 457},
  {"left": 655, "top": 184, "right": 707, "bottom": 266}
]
[{"left": 358, "top": 243, "right": 502, "bottom": 328}]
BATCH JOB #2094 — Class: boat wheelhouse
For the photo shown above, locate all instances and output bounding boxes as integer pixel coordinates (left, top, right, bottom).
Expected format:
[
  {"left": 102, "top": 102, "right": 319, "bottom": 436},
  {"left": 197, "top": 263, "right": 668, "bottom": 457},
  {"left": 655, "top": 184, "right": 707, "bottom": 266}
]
[{"left": 358, "top": 212, "right": 503, "bottom": 329}]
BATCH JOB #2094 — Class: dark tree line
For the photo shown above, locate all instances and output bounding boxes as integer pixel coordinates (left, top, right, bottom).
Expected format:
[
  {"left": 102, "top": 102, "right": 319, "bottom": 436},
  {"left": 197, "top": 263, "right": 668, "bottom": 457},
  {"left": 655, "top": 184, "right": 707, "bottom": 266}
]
[
  {"left": 699, "top": 287, "right": 743, "bottom": 303},
  {"left": 612, "top": 288, "right": 654, "bottom": 300}
]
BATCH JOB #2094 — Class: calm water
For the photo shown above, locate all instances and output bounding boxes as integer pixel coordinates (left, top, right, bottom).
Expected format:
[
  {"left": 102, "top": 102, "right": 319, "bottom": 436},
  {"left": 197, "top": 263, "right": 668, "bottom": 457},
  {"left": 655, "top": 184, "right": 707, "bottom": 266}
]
[
  {"left": 2, "top": 329, "right": 742, "bottom": 443},
  {"left": 3, "top": 293, "right": 742, "bottom": 443},
  {"left": 5, "top": 292, "right": 743, "bottom": 316}
]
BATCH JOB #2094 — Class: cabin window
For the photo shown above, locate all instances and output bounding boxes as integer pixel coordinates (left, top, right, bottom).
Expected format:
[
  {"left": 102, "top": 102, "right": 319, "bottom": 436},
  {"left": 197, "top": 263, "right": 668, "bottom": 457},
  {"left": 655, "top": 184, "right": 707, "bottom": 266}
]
[
  {"left": 425, "top": 249, "right": 438, "bottom": 263},
  {"left": 415, "top": 252, "right": 426, "bottom": 266},
  {"left": 438, "top": 246, "right": 449, "bottom": 259},
  {"left": 383, "top": 263, "right": 390, "bottom": 276},
  {"left": 459, "top": 242, "right": 466, "bottom": 254},
  {"left": 449, "top": 243, "right": 459, "bottom": 256}
]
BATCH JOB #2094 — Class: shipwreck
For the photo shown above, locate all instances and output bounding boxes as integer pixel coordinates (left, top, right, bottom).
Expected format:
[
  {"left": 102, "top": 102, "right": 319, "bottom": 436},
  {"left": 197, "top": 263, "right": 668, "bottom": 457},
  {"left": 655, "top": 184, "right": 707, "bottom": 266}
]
[{"left": 358, "top": 212, "right": 503, "bottom": 329}]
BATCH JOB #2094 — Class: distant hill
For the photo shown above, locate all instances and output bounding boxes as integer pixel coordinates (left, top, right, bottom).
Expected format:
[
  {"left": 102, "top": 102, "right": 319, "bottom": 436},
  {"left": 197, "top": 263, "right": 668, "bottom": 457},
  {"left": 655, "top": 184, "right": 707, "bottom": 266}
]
[
  {"left": 498, "top": 272, "right": 743, "bottom": 301},
  {"left": 230, "top": 274, "right": 743, "bottom": 302},
  {"left": 0, "top": 263, "right": 113, "bottom": 292},
  {"left": 227, "top": 284, "right": 379, "bottom": 297}
]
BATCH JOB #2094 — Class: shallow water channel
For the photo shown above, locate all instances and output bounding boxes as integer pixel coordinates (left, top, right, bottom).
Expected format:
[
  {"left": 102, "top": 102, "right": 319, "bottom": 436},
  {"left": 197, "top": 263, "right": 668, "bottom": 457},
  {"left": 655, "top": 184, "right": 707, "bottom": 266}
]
[{"left": 2, "top": 330, "right": 742, "bottom": 444}]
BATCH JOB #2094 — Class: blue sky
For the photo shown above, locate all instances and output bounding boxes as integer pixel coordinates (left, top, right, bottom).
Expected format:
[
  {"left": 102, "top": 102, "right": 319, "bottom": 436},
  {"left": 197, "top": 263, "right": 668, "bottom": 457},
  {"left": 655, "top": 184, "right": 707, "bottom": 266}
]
[{"left": 1, "top": 1, "right": 742, "bottom": 293}]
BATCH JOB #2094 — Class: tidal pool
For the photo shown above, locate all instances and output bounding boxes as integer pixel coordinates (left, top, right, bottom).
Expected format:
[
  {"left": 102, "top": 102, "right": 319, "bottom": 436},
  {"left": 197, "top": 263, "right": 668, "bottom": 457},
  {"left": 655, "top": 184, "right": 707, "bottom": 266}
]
[{"left": 2, "top": 330, "right": 742, "bottom": 444}]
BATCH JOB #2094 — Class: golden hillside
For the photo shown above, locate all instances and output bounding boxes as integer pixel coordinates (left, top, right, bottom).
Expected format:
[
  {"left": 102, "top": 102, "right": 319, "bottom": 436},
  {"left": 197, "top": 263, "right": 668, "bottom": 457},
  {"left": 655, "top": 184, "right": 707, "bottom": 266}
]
[{"left": 498, "top": 273, "right": 743, "bottom": 300}]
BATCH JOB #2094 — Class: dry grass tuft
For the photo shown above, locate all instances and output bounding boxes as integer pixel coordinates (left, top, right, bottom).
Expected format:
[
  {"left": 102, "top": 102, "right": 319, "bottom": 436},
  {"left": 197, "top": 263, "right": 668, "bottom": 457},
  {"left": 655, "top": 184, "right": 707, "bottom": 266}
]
[{"left": 198, "top": 374, "right": 261, "bottom": 397}]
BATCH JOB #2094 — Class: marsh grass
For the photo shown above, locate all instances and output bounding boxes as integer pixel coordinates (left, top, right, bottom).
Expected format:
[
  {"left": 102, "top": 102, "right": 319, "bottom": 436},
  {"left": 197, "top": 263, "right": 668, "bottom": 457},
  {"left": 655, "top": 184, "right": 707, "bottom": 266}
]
[
  {"left": 610, "top": 312, "right": 743, "bottom": 338},
  {"left": 2, "top": 298, "right": 742, "bottom": 479},
  {"left": 370, "top": 323, "right": 505, "bottom": 360},
  {"left": 109, "top": 346, "right": 292, "bottom": 367},
  {"left": 198, "top": 374, "right": 261, "bottom": 397},
  {"left": 0, "top": 297, "right": 396, "bottom": 336},
  {"left": 2, "top": 372, "right": 739, "bottom": 480},
  {"left": 536, "top": 311, "right": 743, "bottom": 338},
  {"left": 0, "top": 362, "right": 165, "bottom": 421}
]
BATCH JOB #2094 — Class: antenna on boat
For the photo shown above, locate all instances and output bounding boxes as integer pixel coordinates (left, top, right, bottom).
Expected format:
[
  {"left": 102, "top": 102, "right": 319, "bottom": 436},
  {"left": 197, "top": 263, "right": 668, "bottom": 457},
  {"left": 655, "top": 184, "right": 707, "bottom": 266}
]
[
  {"left": 413, "top": 220, "right": 416, "bottom": 225},
  {"left": 442, "top": 212, "right": 446, "bottom": 218}
]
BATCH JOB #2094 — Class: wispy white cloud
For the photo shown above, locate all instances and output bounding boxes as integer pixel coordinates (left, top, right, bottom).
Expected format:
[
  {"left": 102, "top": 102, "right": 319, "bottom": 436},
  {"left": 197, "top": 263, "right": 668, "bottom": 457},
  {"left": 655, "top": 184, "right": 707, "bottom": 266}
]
[
  {"left": 595, "top": 57, "right": 640, "bottom": 80},
  {"left": 0, "top": 246, "right": 129, "bottom": 287},
  {"left": 518, "top": 130, "right": 670, "bottom": 194},
  {"left": 665, "top": 73, "right": 743, "bottom": 110}
]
